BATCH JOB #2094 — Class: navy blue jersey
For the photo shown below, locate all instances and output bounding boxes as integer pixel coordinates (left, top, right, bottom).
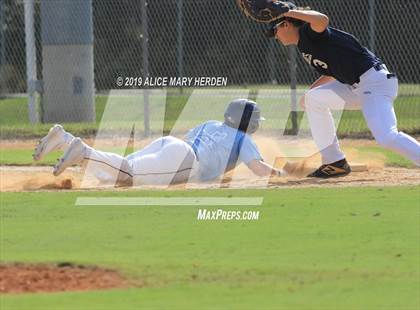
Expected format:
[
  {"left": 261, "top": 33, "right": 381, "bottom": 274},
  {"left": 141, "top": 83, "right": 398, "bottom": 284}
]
[{"left": 297, "top": 23, "right": 382, "bottom": 85}]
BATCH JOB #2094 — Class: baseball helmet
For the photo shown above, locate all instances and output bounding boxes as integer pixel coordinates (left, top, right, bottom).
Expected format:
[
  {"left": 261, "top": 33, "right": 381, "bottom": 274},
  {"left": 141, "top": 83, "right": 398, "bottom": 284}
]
[{"left": 224, "top": 99, "right": 265, "bottom": 134}]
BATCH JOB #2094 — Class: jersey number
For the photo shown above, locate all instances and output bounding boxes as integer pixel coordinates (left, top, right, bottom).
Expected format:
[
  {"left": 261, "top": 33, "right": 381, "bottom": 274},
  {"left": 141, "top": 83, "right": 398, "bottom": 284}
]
[{"left": 302, "top": 53, "right": 328, "bottom": 69}]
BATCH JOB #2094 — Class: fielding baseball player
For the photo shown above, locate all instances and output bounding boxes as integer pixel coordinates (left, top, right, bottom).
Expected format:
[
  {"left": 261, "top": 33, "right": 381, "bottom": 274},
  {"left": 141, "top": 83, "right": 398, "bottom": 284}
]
[
  {"left": 33, "top": 99, "right": 285, "bottom": 185},
  {"left": 237, "top": 0, "right": 420, "bottom": 178}
]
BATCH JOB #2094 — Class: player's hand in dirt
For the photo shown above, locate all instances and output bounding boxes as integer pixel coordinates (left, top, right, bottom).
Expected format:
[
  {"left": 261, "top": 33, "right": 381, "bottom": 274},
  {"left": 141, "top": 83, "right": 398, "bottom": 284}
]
[{"left": 282, "top": 160, "right": 310, "bottom": 178}]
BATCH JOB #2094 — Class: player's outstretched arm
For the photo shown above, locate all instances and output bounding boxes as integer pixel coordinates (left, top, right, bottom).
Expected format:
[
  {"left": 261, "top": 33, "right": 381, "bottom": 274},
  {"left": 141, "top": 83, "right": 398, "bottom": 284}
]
[
  {"left": 283, "top": 9, "right": 329, "bottom": 33},
  {"left": 247, "top": 159, "right": 286, "bottom": 177}
]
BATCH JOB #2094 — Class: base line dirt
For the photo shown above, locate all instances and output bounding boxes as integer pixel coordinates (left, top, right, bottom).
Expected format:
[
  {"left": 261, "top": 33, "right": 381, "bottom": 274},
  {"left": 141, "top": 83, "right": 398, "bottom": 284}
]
[
  {"left": 1, "top": 137, "right": 418, "bottom": 191},
  {"left": 0, "top": 165, "right": 418, "bottom": 191}
]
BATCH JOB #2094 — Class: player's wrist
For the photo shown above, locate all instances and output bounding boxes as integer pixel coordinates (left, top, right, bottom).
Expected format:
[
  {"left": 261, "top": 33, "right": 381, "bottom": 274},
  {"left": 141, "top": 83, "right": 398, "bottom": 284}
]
[{"left": 282, "top": 10, "right": 294, "bottom": 18}]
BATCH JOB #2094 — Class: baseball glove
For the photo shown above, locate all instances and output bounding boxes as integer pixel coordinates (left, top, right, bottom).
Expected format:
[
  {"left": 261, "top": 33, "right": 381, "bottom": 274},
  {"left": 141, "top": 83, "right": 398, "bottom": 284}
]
[{"left": 236, "top": 0, "right": 293, "bottom": 24}]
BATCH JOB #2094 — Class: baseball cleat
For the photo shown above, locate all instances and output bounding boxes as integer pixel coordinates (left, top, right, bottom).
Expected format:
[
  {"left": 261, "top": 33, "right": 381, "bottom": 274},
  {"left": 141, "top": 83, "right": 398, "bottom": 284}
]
[
  {"left": 33, "top": 124, "right": 66, "bottom": 161},
  {"left": 307, "top": 158, "right": 351, "bottom": 178},
  {"left": 53, "top": 138, "right": 87, "bottom": 176}
]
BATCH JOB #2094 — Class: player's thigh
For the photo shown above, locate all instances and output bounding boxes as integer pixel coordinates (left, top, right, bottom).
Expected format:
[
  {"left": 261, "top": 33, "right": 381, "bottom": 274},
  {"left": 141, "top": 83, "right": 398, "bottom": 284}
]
[
  {"left": 359, "top": 77, "right": 399, "bottom": 138},
  {"left": 126, "top": 136, "right": 178, "bottom": 161},
  {"left": 305, "top": 80, "right": 360, "bottom": 110},
  {"left": 158, "top": 138, "right": 195, "bottom": 168},
  {"left": 361, "top": 94, "right": 397, "bottom": 139},
  {"left": 131, "top": 138, "right": 194, "bottom": 174},
  {"left": 131, "top": 139, "right": 195, "bottom": 185},
  {"left": 162, "top": 140, "right": 197, "bottom": 183}
]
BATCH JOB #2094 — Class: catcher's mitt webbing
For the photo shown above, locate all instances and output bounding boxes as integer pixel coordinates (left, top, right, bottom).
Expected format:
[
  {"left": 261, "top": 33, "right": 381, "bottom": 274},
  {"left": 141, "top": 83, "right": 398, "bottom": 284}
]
[{"left": 236, "top": 0, "right": 293, "bottom": 24}]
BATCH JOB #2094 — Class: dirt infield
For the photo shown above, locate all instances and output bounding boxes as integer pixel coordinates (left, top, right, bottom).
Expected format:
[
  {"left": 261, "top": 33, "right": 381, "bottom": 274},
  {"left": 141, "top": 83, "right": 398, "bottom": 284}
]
[
  {"left": 0, "top": 263, "right": 130, "bottom": 294},
  {"left": 1, "top": 165, "right": 419, "bottom": 191},
  {"left": 1, "top": 137, "right": 419, "bottom": 191}
]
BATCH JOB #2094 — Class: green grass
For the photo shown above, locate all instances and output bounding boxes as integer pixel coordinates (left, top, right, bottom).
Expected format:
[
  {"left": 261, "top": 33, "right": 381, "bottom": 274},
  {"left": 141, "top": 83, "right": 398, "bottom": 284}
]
[
  {"left": 1, "top": 187, "right": 419, "bottom": 309},
  {"left": 357, "top": 146, "right": 414, "bottom": 168},
  {"left": 0, "top": 148, "right": 133, "bottom": 166},
  {"left": 1, "top": 90, "right": 419, "bottom": 138}
]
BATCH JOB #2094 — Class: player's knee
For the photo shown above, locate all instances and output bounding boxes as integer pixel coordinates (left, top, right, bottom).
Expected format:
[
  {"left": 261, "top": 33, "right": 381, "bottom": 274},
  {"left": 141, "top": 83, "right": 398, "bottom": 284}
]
[
  {"left": 303, "top": 89, "right": 325, "bottom": 110},
  {"left": 374, "top": 130, "right": 399, "bottom": 148}
]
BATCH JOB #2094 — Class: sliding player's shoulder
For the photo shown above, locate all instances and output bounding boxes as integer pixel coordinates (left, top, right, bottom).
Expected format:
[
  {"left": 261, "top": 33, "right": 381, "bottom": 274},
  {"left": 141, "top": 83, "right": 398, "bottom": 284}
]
[
  {"left": 241, "top": 134, "right": 258, "bottom": 149},
  {"left": 201, "top": 120, "right": 222, "bottom": 127}
]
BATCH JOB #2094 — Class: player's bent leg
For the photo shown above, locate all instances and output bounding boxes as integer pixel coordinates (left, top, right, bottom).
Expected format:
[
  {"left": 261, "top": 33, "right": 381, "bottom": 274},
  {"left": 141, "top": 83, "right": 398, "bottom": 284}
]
[
  {"left": 53, "top": 138, "right": 133, "bottom": 185},
  {"left": 83, "top": 146, "right": 133, "bottom": 185},
  {"left": 33, "top": 124, "right": 75, "bottom": 161},
  {"left": 305, "top": 82, "right": 352, "bottom": 164},
  {"left": 53, "top": 138, "right": 87, "bottom": 176},
  {"left": 362, "top": 96, "right": 420, "bottom": 166},
  {"left": 304, "top": 81, "right": 360, "bottom": 178},
  {"left": 375, "top": 131, "right": 420, "bottom": 166}
]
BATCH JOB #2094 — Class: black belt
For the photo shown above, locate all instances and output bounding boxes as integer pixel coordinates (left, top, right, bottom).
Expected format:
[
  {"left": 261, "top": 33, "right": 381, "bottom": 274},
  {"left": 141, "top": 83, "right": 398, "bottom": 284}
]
[
  {"left": 373, "top": 63, "right": 397, "bottom": 79},
  {"left": 373, "top": 63, "right": 386, "bottom": 71}
]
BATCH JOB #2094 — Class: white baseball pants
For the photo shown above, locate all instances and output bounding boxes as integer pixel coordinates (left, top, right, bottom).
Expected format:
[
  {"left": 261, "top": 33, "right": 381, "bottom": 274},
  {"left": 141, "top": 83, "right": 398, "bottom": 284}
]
[
  {"left": 74, "top": 136, "right": 197, "bottom": 186},
  {"left": 304, "top": 67, "right": 420, "bottom": 166}
]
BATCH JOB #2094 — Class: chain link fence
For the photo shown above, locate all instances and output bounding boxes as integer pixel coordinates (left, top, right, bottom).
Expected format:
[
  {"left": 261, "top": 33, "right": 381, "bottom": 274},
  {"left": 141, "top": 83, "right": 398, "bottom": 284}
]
[{"left": 0, "top": 0, "right": 419, "bottom": 137}]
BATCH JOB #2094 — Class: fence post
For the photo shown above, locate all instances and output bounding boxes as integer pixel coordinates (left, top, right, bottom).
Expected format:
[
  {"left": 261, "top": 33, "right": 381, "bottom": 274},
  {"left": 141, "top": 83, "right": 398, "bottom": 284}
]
[
  {"left": 0, "top": 0, "right": 5, "bottom": 92},
  {"left": 289, "top": 45, "right": 298, "bottom": 135},
  {"left": 268, "top": 39, "right": 276, "bottom": 84},
  {"left": 141, "top": 0, "right": 150, "bottom": 137},
  {"left": 368, "top": 0, "right": 376, "bottom": 53},
  {"left": 24, "top": 0, "right": 38, "bottom": 123},
  {"left": 176, "top": 0, "right": 184, "bottom": 89}
]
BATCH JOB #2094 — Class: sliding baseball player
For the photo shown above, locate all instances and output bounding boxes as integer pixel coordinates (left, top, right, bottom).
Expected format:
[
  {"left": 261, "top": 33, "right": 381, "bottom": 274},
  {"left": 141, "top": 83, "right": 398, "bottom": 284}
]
[
  {"left": 33, "top": 99, "right": 285, "bottom": 186},
  {"left": 238, "top": 0, "right": 420, "bottom": 177}
]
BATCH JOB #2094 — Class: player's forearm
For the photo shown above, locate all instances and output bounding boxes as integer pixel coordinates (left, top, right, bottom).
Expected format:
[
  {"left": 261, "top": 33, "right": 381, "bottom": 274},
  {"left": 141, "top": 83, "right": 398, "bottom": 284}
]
[
  {"left": 248, "top": 160, "right": 285, "bottom": 177},
  {"left": 283, "top": 10, "right": 329, "bottom": 32},
  {"left": 256, "top": 165, "right": 284, "bottom": 177}
]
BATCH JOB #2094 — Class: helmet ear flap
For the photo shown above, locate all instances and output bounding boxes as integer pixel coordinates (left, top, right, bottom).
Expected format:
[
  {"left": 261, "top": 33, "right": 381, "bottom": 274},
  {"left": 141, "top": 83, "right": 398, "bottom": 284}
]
[
  {"left": 226, "top": 116, "right": 235, "bottom": 123},
  {"left": 224, "top": 115, "right": 236, "bottom": 128},
  {"left": 247, "top": 122, "right": 259, "bottom": 134}
]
